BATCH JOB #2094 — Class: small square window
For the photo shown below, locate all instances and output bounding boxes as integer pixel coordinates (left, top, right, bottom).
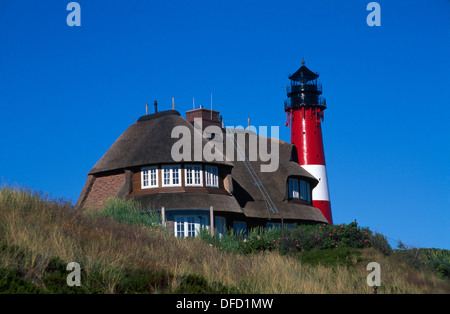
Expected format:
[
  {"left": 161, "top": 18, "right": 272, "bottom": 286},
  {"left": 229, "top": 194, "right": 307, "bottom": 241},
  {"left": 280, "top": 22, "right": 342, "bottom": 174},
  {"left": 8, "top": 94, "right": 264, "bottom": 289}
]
[
  {"left": 162, "top": 165, "right": 181, "bottom": 187},
  {"left": 142, "top": 166, "right": 158, "bottom": 189},
  {"left": 205, "top": 166, "right": 219, "bottom": 188},
  {"left": 185, "top": 165, "right": 203, "bottom": 187}
]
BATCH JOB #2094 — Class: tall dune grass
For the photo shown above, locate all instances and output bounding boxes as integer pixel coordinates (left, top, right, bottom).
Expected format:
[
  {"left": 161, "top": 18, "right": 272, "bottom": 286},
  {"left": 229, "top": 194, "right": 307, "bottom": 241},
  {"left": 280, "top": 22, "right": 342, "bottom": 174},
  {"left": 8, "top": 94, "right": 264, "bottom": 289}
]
[{"left": 0, "top": 186, "right": 448, "bottom": 293}]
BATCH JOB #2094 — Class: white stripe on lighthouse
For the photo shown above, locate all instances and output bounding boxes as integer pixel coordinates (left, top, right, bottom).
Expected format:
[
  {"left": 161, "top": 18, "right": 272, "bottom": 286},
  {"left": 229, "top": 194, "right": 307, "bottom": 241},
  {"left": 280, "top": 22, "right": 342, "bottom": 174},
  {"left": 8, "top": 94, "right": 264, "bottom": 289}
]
[{"left": 301, "top": 164, "right": 330, "bottom": 201}]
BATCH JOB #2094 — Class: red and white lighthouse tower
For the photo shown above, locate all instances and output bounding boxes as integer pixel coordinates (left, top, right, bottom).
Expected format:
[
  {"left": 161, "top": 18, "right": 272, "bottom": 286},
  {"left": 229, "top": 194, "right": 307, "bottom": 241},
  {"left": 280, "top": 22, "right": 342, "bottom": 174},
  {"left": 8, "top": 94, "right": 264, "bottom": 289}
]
[{"left": 285, "top": 60, "right": 333, "bottom": 224}]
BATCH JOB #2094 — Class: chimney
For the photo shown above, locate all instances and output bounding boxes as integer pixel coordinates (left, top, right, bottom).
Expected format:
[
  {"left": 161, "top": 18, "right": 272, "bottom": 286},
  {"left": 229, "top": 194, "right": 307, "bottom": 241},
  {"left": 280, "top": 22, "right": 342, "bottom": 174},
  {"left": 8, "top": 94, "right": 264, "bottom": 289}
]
[{"left": 185, "top": 107, "right": 222, "bottom": 130}]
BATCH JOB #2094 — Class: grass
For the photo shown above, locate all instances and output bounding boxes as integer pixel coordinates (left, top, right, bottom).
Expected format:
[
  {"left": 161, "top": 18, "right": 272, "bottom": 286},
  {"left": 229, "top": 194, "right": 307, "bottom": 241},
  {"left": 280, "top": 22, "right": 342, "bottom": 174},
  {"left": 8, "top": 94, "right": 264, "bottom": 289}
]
[{"left": 0, "top": 185, "right": 449, "bottom": 294}]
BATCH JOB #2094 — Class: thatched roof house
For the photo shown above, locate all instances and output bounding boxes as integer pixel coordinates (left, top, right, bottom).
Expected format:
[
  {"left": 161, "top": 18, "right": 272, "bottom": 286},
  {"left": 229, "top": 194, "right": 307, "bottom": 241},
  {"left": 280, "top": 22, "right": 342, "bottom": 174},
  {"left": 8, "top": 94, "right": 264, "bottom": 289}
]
[{"left": 76, "top": 107, "right": 328, "bottom": 237}]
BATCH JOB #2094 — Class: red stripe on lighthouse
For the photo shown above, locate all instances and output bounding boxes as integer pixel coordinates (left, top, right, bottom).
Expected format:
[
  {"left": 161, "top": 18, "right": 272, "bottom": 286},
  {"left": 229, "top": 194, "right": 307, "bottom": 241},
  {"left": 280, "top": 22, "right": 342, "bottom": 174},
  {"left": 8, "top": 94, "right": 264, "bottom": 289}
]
[
  {"left": 313, "top": 200, "right": 332, "bottom": 225},
  {"left": 289, "top": 107, "right": 333, "bottom": 224}
]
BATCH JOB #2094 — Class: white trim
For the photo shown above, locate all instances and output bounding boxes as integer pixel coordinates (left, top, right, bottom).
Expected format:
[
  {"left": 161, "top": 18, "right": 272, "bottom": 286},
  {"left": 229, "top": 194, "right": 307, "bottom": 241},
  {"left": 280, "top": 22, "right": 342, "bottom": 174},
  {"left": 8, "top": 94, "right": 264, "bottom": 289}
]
[
  {"left": 205, "top": 165, "right": 219, "bottom": 188},
  {"left": 162, "top": 165, "right": 182, "bottom": 187},
  {"left": 185, "top": 164, "right": 203, "bottom": 187},
  {"left": 141, "top": 166, "right": 158, "bottom": 189},
  {"left": 174, "top": 215, "right": 204, "bottom": 238}
]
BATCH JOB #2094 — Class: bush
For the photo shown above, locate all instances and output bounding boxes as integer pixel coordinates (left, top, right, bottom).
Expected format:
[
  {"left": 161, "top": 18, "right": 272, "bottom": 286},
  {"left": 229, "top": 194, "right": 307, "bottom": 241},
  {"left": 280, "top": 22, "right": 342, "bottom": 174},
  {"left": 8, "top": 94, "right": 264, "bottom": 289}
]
[
  {"left": 115, "top": 268, "right": 171, "bottom": 293},
  {"left": 176, "top": 274, "right": 239, "bottom": 294},
  {"left": 214, "top": 222, "right": 373, "bottom": 255},
  {"left": 394, "top": 242, "right": 450, "bottom": 279},
  {"left": 96, "top": 197, "right": 161, "bottom": 227},
  {"left": 369, "top": 232, "right": 392, "bottom": 256},
  {"left": 0, "top": 267, "right": 44, "bottom": 294}
]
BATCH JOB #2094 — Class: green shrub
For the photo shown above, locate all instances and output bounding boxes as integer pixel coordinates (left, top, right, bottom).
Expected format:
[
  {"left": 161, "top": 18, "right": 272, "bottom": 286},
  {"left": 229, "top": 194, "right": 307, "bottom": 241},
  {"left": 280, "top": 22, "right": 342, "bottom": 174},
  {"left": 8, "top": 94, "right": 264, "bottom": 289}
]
[
  {"left": 394, "top": 243, "right": 450, "bottom": 279},
  {"left": 212, "top": 222, "right": 373, "bottom": 255},
  {"left": 369, "top": 232, "right": 392, "bottom": 256},
  {"left": 113, "top": 268, "right": 169, "bottom": 293},
  {"left": 176, "top": 274, "right": 239, "bottom": 294},
  {"left": 97, "top": 198, "right": 161, "bottom": 227},
  {"left": 42, "top": 257, "right": 88, "bottom": 294},
  {"left": 0, "top": 267, "right": 44, "bottom": 294}
]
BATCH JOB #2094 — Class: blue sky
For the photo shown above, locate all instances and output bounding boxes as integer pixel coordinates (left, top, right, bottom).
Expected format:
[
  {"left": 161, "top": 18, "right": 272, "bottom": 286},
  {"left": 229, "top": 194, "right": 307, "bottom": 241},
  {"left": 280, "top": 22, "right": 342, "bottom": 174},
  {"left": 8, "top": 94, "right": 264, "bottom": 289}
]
[{"left": 0, "top": 0, "right": 449, "bottom": 249}]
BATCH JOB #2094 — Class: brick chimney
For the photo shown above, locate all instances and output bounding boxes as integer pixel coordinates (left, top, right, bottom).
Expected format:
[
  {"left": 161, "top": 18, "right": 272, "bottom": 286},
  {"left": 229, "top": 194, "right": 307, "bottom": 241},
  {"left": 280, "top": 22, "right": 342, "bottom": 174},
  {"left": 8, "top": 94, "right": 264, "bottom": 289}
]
[{"left": 185, "top": 107, "right": 222, "bottom": 130}]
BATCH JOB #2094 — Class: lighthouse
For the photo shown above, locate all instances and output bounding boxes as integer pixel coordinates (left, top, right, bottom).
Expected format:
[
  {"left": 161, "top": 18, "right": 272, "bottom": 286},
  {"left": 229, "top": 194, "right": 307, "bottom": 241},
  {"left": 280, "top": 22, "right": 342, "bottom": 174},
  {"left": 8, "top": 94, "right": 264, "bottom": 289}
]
[{"left": 284, "top": 60, "right": 333, "bottom": 224}]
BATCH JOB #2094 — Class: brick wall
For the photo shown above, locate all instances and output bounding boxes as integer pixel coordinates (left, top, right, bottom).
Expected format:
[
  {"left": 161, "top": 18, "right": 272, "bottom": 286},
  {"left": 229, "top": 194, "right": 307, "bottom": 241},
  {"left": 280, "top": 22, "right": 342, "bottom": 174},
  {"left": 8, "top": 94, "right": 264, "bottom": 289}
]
[{"left": 84, "top": 172, "right": 125, "bottom": 209}]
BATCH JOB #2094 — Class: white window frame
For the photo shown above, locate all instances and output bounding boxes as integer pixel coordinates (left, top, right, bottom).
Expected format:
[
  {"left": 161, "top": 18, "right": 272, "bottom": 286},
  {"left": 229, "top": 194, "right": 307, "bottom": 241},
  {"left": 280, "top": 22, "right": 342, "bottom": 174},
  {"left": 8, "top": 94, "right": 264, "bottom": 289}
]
[
  {"left": 185, "top": 164, "right": 203, "bottom": 187},
  {"left": 205, "top": 165, "right": 219, "bottom": 188},
  {"left": 174, "top": 215, "right": 203, "bottom": 238},
  {"left": 141, "top": 166, "right": 158, "bottom": 189},
  {"left": 162, "top": 165, "right": 182, "bottom": 187}
]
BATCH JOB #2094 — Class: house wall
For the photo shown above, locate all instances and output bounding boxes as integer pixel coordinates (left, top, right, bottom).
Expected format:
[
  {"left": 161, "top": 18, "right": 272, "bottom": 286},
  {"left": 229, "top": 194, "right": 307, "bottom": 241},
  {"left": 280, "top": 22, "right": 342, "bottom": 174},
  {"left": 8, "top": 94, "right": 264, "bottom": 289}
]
[
  {"left": 83, "top": 171, "right": 125, "bottom": 209},
  {"left": 129, "top": 164, "right": 230, "bottom": 196}
]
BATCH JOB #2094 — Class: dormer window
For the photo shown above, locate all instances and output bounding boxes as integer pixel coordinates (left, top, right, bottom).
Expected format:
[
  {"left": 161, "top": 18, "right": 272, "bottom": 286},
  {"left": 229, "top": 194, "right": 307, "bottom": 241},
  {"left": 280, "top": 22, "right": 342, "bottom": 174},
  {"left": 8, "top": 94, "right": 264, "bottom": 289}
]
[
  {"left": 141, "top": 166, "right": 158, "bottom": 189},
  {"left": 288, "top": 177, "right": 311, "bottom": 202},
  {"left": 185, "top": 165, "right": 203, "bottom": 186},
  {"left": 162, "top": 165, "right": 182, "bottom": 187}
]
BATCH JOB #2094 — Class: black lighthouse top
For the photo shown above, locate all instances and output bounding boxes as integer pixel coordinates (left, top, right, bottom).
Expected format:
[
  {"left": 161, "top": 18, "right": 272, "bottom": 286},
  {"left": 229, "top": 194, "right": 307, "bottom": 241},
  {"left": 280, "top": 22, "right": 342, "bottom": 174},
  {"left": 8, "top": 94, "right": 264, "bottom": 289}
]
[
  {"left": 285, "top": 60, "right": 326, "bottom": 110},
  {"left": 288, "top": 60, "right": 319, "bottom": 83}
]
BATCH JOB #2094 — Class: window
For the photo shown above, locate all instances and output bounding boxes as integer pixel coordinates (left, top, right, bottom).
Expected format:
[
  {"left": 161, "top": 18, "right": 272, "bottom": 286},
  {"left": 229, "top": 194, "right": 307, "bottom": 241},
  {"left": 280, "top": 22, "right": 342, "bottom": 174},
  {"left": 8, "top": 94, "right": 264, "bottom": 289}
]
[
  {"left": 233, "top": 221, "right": 247, "bottom": 235},
  {"left": 267, "top": 222, "right": 282, "bottom": 230},
  {"left": 162, "top": 165, "right": 181, "bottom": 187},
  {"left": 289, "top": 178, "right": 299, "bottom": 199},
  {"left": 205, "top": 166, "right": 219, "bottom": 188},
  {"left": 267, "top": 222, "right": 295, "bottom": 230},
  {"left": 185, "top": 165, "right": 203, "bottom": 186},
  {"left": 175, "top": 216, "right": 185, "bottom": 238},
  {"left": 215, "top": 216, "right": 226, "bottom": 237},
  {"left": 288, "top": 178, "right": 311, "bottom": 202},
  {"left": 174, "top": 216, "right": 203, "bottom": 238},
  {"left": 141, "top": 166, "right": 158, "bottom": 189},
  {"left": 300, "top": 180, "right": 307, "bottom": 201}
]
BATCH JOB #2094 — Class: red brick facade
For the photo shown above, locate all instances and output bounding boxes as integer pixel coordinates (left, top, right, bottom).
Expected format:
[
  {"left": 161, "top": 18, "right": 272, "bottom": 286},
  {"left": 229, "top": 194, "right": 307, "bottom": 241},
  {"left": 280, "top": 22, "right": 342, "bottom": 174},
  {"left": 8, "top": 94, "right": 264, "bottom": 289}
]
[{"left": 84, "top": 172, "right": 125, "bottom": 209}]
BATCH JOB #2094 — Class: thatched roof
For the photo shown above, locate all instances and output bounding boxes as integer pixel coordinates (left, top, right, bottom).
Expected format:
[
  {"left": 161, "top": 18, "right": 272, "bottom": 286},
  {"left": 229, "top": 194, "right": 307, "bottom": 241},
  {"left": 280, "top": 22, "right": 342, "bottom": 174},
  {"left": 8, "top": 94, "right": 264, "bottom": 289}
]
[
  {"left": 89, "top": 110, "right": 232, "bottom": 175},
  {"left": 226, "top": 130, "right": 327, "bottom": 222}
]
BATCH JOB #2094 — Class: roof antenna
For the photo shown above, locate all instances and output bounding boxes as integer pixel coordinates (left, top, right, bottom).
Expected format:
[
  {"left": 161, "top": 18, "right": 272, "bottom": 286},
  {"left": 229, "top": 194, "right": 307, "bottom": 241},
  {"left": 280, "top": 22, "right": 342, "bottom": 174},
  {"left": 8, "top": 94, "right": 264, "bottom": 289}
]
[
  {"left": 210, "top": 93, "right": 213, "bottom": 120},
  {"left": 193, "top": 97, "right": 195, "bottom": 110},
  {"left": 154, "top": 100, "right": 158, "bottom": 113},
  {"left": 172, "top": 97, "right": 175, "bottom": 110},
  {"left": 146, "top": 103, "right": 148, "bottom": 115}
]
